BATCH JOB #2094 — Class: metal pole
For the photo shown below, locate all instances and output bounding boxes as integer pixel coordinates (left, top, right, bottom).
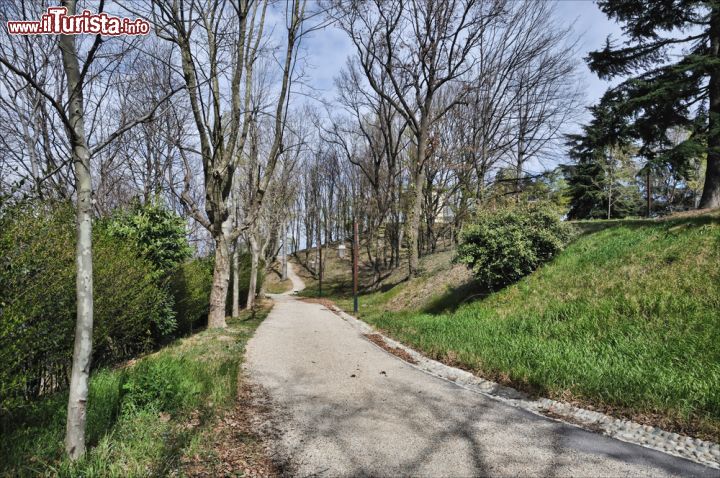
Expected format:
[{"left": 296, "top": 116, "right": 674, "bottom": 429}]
[{"left": 353, "top": 218, "right": 359, "bottom": 313}]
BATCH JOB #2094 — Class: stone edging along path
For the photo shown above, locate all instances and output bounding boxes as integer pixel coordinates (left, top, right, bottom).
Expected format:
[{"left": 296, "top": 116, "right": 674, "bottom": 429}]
[{"left": 322, "top": 304, "right": 720, "bottom": 470}]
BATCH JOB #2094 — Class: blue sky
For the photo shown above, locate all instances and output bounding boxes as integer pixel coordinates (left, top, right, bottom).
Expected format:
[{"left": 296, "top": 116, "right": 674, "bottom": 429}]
[
  {"left": 556, "top": 0, "right": 625, "bottom": 105},
  {"left": 302, "top": 0, "right": 626, "bottom": 125}
]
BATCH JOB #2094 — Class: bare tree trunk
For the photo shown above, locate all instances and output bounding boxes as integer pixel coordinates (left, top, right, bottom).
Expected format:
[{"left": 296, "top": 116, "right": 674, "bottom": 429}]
[
  {"left": 208, "top": 236, "right": 230, "bottom": 328},
  {"left": 646, "top": 168, "right": 652, "bottom": 217},
  {"left": 20, "top": 109, "right": 41, "bottom": 196},
  {"left": 406, "top": 178, "right": 423, "bottom": 277},
  {"left": 374, "top": 228, "right": 382, "bottom": 279},
  {"left": 232, "top": 243, "right": 240, "bottom": 317},
  {"left": 60, "top": 0, "right": 93, "bottom": 460},
  {"left": 295, "top": 214, "right": 300, "bottom": 254},
  {"left": 407, "top": 126, "right": 428, "bottom": 277},
  {"left": 305, "top": 218, "right": 313, "bottom": 263},
  {"left": 607, "top": 159, "right": 613, "bottom": 220},
  {"left": 516, "top": 135, "right": 525, "bottom": 201},
  {"left": 317, "top": 217, "right": 323, "bottom": 296},
  {"left": 246, "top": 235, "right": 260, "bottom": 309},
  {"left": 258, "top": 237, "right": 270, "bottom": 297},
  {"left": 281, "top": 222, "right": 288, "bottom": 280},
  {"left": 702, "top": 8, "right": 720, "bottom": 208},
  {"left": 396, "top": 216, "right": 404, "bottom": 269}
]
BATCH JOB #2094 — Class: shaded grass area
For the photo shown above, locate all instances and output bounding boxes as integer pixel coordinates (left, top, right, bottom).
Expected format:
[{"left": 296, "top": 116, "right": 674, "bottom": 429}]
[
  {"left": 327, "top": 213, "right": 720, "bottom": 441},
  {"left": 294, "top": 243, "right": 439, "bottom": 301},
  {"left": 265, "top": 279, "right": 292, "bottom": 294},
  {"left": 263, "top": 263, "right": 293, "bottom": 294},
  {"left": 0, "top": 306, "right": 270, "bottom": 477},
  {"left": 293, "top": 246, "right": 358, "bottom": 299}
]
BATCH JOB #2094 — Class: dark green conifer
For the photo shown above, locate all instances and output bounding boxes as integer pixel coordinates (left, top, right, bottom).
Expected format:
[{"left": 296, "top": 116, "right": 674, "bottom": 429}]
[{"left": 588, "top": 0, "right": 720, "bottom": 208}]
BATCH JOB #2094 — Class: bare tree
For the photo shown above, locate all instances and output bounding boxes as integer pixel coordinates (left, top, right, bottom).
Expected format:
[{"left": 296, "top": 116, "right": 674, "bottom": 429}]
[
  {"left": 94, "top": 39, "right": 190, "bottom": 212},
  {"left": 326, "top": 60, "right": 408, "bottom": 275},
  {"left": 506, "top": 4, "right": 583, "bottom": 197},
  {"left": 333, "top": 0, "right": 505, "bottom": 277},
  {"left": 142, "top": 0, "right": 307, "bottom": 328},
  {"left": 0, "top": 2, "right": 71, "bottom": 198}
]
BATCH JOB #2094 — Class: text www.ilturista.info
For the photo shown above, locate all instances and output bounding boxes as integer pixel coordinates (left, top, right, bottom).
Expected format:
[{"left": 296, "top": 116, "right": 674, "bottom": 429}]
[{"left": 6, "top": 7, "right": 150, "bottom": 36}]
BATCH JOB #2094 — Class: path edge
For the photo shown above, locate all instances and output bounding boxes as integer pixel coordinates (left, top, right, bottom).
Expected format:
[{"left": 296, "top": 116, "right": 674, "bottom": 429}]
[{"left": 329, "top": 305, "right": 720, "bottom": 470}]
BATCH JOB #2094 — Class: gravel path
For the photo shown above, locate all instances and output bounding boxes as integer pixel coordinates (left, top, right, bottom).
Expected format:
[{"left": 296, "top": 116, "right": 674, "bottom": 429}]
[{"left": 244, "top": 264, "right": 715, "bottom": 477}]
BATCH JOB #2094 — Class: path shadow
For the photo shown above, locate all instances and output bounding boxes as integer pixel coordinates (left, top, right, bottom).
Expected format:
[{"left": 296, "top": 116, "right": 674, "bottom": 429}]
[
  {"left": 421, "top": 280, "right": 487, "bottom": 314},
  {"left": 254, "top": 362, "right": 715, "bottom": 478}
]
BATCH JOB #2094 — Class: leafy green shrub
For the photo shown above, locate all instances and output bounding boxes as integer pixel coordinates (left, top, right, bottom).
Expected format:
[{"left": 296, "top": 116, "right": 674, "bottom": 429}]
[
  {"left": 0, "top": 201, "right": 173, "bottom": 413},
  {"left": 103, "top": 200, "right": 192, "bottom": 338},
  {"left": 170, "top": 257, "right": 214, "bottom": 334},
  {"left": 104, "top": 200, "right": 191, "bottom": 278},
  {"left": 456, "top": 203, "right": 572, "bottom": 290},
  {"left": 93, "top": 225, "right": 177, "bottom": 354}
]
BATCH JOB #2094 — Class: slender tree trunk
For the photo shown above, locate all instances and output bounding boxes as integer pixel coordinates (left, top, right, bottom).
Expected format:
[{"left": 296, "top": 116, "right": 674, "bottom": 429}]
[
  {"left": 396, "top": 216, "right": 403, "bottom": 269},
  {"left": 516, "top": 138, "right": 524, "bottom": 202},
  {"left": 607, "top": 154, "right": 613, "bottom": 220},
  {"left": 646, "top": 168, "right": 652, "bottom": 217},
  {"left": 407, "top": 125, "right": 428, "bottom": 278},
  {"left": 305, "top": 219, "right": 313, "bottom": 263},
  {"left": 295, "top": 216, "right": 300, "bottom": 254},
  {"left": 374, "top": 226, "right": 382, "bottom": 277},
  {"left": 246, "top": 235, "right": 260, "bottom": 309},
  {"left": 317, "top": 217, "right": 323, "bottom": 296},
  {"left": 281, "top": 222, "right": 288, "bottom": 281},
  {"left": 702, "top": 9, "right": 720, "bottom": 208},
  {"left": 258, "top": 238, "right": 270, "bottom": 297},
  {"left": 232, "top": 243, "right": 240, "bottom": 317},
  {"left": 60, "top": 0, "right": 93, "bottom": 460},
  {"left": 21, "top": 112, "right": 41, "bottom": 196},
  {"left": 208, "top": 236, "right": 230, "bottom": 328}
]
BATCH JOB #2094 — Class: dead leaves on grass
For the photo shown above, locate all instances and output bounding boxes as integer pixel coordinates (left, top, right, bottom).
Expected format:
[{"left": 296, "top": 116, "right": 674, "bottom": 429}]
[
  {"left": 177, "top": 382, "right": 279, "bottom": 477},
  {"left": 364, "top": 333, "right": 418, "bottom": 365}
]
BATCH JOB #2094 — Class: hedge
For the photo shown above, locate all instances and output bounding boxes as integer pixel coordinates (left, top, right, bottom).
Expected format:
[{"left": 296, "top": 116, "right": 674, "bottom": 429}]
[{"left": 0, "top": 201, "right": 214, "bottom": 416}]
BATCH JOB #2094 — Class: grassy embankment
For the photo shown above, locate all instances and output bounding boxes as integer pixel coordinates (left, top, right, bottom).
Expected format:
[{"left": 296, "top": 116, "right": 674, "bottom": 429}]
[
  {"left": 297, "top": 211, "right": 720, "bottom": 440},
  {"left": 1, "top": 306, "right": 272, "bottom": 477},
  {"left": 263, "top": 263, "right": 293, "bottom": 294}
]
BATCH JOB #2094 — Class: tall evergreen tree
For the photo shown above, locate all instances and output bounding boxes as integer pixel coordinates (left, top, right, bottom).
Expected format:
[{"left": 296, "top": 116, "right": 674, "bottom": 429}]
[
  {"left": 588, "top": 0, "right": 720, "bottom": 208},
  {"left": 563, "top": 104, "right": 641, "bottom": 219}
]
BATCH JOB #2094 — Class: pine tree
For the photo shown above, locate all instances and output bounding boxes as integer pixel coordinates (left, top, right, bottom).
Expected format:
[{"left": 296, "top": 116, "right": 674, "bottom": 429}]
[
  {"left": 563, "top": 105, "right": 641, "bottom": 219},
  {"left": 588, "top": 0, "right": 720, "bottom": 208}
]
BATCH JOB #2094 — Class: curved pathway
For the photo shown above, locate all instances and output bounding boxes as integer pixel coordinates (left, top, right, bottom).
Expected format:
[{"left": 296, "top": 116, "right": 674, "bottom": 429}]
[
  {"left": 284, "top": 260, "right": 305, "bottom": 294},
  {"left": 245, "top": 263, "right": 714, "bottom": 477}
]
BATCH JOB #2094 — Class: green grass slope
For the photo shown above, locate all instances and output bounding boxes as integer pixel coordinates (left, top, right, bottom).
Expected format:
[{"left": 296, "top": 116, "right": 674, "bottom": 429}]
[
  {"left": 330, "top": 212, "right": 720, "bottom": 440},
  {"left": 1, "top": 306, "right": 271, "bottom": 477}
]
